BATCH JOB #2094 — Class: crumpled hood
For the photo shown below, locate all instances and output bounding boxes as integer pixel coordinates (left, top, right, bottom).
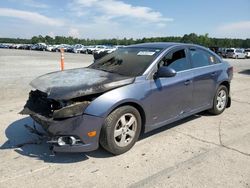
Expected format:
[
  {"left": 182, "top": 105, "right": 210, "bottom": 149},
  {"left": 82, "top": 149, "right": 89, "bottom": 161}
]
[{"left": 30, "top": 68, "right": 135, "bottom": 100}]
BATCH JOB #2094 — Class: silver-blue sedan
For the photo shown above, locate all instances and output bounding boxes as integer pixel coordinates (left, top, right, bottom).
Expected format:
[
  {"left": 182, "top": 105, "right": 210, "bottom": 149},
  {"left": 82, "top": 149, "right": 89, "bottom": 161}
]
[{"left": 21, "top": 42, "right": 233, "bottom": 155}]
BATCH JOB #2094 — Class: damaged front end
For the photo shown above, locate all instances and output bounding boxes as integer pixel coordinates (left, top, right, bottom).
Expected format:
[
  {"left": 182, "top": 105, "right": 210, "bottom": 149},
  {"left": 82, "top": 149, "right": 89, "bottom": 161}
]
[
  {"left": 20, "top": 90, "right": 93, "bottom": 128},
  {"left": 20, "top": 89, "right": 104, "bottom": 152},
  {"left": 20, "top": 68, "right": 135, "bottom": 152}
]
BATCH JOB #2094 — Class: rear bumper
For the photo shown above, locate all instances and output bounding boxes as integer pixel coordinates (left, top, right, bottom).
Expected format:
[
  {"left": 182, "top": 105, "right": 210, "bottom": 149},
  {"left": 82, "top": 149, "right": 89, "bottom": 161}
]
[{"left": 31, "top": 114, "right": 104, "bottom": 153}]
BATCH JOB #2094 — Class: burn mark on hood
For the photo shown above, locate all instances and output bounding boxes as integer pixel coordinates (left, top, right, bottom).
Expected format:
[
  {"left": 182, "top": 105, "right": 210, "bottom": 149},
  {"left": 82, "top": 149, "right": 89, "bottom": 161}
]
[{"left": 30, "top": 68, "right": 135, "bottom": 100}]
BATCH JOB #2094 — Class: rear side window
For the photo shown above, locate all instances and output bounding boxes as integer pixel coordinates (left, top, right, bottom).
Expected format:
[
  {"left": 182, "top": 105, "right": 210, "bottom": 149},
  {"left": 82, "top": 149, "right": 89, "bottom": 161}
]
[
  {"left": 159, "top": 49, "right": 190, "bottom": 72},
  {"left": 190, "top": 48, "right": 219, "bottom": 68}
]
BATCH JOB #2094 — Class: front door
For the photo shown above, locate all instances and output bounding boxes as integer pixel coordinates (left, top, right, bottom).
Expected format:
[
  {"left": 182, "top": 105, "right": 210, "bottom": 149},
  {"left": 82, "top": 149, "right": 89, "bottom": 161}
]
[{"left": 148, "top": 48, "right": 193, "bottom": 129}]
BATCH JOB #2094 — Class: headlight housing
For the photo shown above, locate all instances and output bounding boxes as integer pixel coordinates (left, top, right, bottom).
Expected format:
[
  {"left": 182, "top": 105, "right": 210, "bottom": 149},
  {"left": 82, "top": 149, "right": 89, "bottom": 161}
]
[{"left": 52, "top": 101, "right": 90, "bottom": 119}]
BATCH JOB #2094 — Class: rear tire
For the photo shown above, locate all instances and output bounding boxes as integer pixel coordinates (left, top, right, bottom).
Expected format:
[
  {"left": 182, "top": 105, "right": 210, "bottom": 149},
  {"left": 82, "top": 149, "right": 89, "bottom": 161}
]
[
  {"left": 100, "top": 106, "right": 141, "bottom": 155},
  {"left": 209, "top": 85, "right": 228, "bottom": 115}
]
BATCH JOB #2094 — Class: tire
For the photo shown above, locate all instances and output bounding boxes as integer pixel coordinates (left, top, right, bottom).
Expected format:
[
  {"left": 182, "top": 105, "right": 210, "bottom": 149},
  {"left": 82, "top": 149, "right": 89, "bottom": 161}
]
[
  {"left": 209, "top": 85, "right": 228, "bottom": 115},
  {"left": 100, "top": 106, "right": 141, "bottom": 155}
]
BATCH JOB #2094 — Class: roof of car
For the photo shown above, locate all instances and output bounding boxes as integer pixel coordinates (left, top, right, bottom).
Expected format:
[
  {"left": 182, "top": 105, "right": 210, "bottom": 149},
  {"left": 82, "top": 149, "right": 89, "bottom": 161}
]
[
  {"left": 127, "top": 42, "right": 221, "bottom": 59},
  {"left": 128, "top": 42, "right": 187, "bottom": 49}
]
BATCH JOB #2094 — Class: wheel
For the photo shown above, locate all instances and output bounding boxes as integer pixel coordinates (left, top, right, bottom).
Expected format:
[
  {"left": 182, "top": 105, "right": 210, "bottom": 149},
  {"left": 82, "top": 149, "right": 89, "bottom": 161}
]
[
  {"left": 209, "top": 85, "right": 228, "bottom": 115},
  {"left": 100, "top": 106, "right": 141, "bottom": 155},
  {"left": 235, "top": 55, "right": 238, "bottom": 59}
]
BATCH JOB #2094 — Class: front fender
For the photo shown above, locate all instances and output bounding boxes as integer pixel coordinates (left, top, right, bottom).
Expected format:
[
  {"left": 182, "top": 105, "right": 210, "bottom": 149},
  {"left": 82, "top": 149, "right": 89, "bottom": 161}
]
[{"left": 84, "top": 79, "right": 148, "bottom": 118}]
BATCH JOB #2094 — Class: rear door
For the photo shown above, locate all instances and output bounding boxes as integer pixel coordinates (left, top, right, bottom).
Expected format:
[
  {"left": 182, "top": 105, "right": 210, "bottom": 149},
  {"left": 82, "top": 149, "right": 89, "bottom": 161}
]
[{"left": 188, "top": 47, "right": 221, "bottom": 110}]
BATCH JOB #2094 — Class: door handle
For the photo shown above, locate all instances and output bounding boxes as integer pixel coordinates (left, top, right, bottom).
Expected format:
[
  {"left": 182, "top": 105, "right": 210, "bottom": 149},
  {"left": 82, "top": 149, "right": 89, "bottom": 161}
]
[{"left": 184, "top": 80, "right": 191, "bottom": 85}]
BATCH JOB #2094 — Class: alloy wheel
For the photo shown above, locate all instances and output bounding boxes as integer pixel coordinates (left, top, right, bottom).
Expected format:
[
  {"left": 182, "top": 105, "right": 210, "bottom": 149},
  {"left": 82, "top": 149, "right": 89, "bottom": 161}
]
[
  {"left": 216, "top": 89, "right": 227, "bottom": 111},
  {"left": 114, "top": 113, "right": 137, "bottom": 147}
]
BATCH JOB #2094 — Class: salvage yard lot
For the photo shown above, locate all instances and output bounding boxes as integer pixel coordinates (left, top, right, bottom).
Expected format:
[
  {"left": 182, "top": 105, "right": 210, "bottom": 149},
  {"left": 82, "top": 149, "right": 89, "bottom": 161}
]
[{"left": 0, "top": 49, "right": 250, "bottom": 187}]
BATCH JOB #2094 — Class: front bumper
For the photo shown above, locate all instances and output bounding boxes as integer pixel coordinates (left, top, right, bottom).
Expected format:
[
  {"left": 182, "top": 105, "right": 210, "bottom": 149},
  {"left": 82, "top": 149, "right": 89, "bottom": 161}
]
[{"left": 31, "top": 114, "right": 104, "bottom": 153}]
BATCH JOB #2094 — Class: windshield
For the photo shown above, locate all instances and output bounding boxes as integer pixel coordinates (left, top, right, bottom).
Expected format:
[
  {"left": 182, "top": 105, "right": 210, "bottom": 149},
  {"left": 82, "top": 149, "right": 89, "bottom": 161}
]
[
  {"left": 226, "top": 49, "right": 234, "bottom": 53},
  {"left": 89, "top": 47, "right": 162, "bottom": 77}
]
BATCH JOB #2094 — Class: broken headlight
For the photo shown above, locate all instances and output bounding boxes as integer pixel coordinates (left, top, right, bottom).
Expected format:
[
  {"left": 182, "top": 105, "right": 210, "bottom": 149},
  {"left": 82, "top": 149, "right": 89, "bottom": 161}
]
[{"left": 52, "top": 101, "right": 90, "bottom": 119}]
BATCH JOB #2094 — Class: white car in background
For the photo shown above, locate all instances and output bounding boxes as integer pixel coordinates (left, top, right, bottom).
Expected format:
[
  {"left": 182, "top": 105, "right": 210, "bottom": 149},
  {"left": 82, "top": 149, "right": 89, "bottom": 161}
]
[
  {"left": 94, "top": 45, "right": 124, "bottom": 54},
  {"left": 93, "top": 46, "right": 119, "bottom": 60},
  {"left": 87, "top": 45, "right": 107, "bottom": 54},
  {"left": 46, "top": 45, "right": 54, "bottom": 52},
  {"left": 226, "top": 48, "right": 246, "bottom": 59},
  {"left": 245, "top": 49, "right": 250, "bottom": 58},
  {"left": 72, "top": 44, "right": 86, "bottom": 53}
]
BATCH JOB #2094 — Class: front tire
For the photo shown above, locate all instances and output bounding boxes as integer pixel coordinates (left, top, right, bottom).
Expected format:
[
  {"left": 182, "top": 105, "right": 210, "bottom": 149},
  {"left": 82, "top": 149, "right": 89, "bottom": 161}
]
[
  {"left": 209, "top": 85, "right": 228, "bottom": 115},
  {"left": 100, "top": 106, "right": 141, "bottom": 155}
]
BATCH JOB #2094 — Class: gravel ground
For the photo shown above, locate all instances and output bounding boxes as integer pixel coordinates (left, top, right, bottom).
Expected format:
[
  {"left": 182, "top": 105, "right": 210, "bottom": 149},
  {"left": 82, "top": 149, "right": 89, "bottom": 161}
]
[{"left": 0, "top": 49, "right": 250, "bottom": 188}]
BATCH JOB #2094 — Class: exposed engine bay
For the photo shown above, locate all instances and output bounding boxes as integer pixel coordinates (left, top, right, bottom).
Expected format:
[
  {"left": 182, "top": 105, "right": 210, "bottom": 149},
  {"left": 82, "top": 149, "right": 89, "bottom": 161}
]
[{"left": 20, "top": 90, "right": 96, "bottom": 119}]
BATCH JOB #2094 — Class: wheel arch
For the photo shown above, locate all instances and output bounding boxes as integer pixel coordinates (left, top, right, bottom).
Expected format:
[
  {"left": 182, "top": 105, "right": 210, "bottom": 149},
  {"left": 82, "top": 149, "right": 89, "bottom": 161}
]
[
  {"left": 108, "top": 102, "right": 146, "bottom": 135},
  {"left": 219, "top": 80, "right": 230, "bottom": 92}
]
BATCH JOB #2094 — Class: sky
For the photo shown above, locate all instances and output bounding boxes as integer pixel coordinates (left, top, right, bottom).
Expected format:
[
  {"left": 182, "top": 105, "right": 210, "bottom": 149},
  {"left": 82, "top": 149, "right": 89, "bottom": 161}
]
[{"left": 0, "top": 0, "right": 249, "bottom": 39}]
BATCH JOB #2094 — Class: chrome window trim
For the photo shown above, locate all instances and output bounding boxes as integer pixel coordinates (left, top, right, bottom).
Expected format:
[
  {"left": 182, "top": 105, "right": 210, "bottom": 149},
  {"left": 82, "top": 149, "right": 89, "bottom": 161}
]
[
  {"left": 143, "top": 44, "right": 223, "bottom": 80},
  {"left": 143, "top": 49, "right": 222, "bottom": 80}
]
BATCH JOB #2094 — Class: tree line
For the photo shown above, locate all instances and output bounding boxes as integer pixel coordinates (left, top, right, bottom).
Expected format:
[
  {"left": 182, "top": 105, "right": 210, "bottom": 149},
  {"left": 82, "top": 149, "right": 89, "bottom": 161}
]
[{"left": 0, "top": 33, "right": 249, "bottom": 48}]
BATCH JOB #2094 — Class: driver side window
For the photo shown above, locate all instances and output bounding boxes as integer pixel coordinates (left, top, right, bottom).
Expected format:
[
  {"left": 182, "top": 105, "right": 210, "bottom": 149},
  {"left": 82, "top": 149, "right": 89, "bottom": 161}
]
[{"left": 159, "top": 49, "right": 190, "bottom": 72}]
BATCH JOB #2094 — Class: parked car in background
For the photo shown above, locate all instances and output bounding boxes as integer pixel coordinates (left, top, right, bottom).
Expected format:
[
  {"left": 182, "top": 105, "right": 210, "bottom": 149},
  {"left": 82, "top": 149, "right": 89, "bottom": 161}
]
[
  {"left": 18, "top": 44, "right": 32, "bottom": 50},
  {"left": 93, "top": 46, "right": 119, "bottom": 60},
  {"left": 245, "top": 48, "right": 250, "bottom": 58},
  {"left": 226, "top": 48, "right": 246, "bottom": 59},
  {"left": 51, "top": 45, "right": 60, "bottom": 52},
  {"left": 0, "top": 43, "right": 10, "bottom": 48},
  {"left": 31, "top": 43, "right": 47, "bottom": 51},
  {"left": 46, "top": 45, "right": 54, "bottom": 52},
  {"left": 209, "top": 47, "right": 229, "bottom": 58},
  {"left": 51, "top": 44, "right": 71, "bottom": 52},
  {"left": 21, "top": 42, "right": 233, "bottom": 155},
  {"left": 62, "top": 44, "right": 72, "bottom": 52},
  {"left": 87, "top": 45, "right": 107, "bottom": 54},
  {"left": 217, "top": 48, "right": 228, "bottom": 58},
  {"left": 68, "top": 44, "right": 86, "bottom": 53},
  {"left": 86, "top": 46, "right": 95, "bottom": 54},
  {"left": 8, "top": 44, "right": 21, "bottom": 49}
]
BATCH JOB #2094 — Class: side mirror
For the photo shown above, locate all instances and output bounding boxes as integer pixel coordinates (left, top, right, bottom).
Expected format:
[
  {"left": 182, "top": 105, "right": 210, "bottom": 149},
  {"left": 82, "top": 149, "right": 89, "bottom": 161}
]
[{"left": 154, "top": 66, "right": 176, "bottom": 79}]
